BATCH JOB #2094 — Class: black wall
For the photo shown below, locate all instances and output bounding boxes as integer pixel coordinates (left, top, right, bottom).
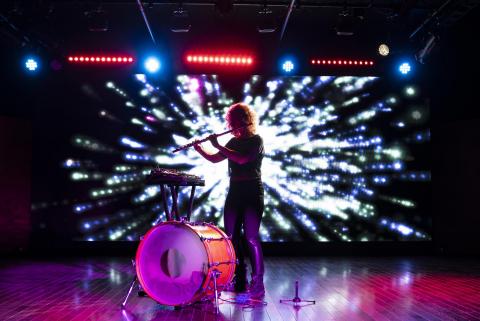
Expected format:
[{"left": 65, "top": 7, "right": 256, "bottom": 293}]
[
  {"left": 0, "top": 117, "right": 32, "bottom": 253},
  {"left": 430, "top": 7, "right": 480, "bottom": 256}
]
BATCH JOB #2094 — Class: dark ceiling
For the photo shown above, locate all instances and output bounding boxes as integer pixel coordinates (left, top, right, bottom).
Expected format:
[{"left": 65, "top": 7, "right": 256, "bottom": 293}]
[
  {"left": 0, "top": 0, "right": 480, "bottom": 50},
  {"left": 1, "top": 1, "right": 478, "bottom": 58},
  {"left": 0, "top": 1, "right": 479, "bottom": 120}
]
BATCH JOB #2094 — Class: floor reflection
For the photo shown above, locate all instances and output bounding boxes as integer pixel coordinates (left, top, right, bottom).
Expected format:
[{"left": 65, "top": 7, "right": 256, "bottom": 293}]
[{"left": 0, "top": 257, "right": 479, "bottom": 321}]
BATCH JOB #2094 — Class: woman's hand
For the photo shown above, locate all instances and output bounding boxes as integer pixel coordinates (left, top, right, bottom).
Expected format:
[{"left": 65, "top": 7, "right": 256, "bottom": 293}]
[
  {"left": 209, "top": 134, "right": 221, "bottom": 149},
  {"left": 193, "top": 140, "right": 203, "bottom": 152}
]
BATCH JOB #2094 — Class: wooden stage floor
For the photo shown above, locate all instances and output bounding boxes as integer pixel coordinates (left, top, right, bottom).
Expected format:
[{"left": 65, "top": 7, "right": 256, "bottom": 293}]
[{"left": 1, "top": 256, "right": 479, "bottom": 321}]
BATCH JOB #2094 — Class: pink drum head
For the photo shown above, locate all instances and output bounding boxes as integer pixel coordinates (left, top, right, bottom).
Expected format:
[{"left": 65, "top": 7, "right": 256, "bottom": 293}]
[{"left": 136, "top": 223, "right": 208, "bottom": 306}]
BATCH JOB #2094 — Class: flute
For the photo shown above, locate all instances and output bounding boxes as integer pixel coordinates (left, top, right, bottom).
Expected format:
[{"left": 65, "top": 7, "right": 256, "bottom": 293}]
[{"left": 172, "top": 123, "right": 252, "bottom": 153}]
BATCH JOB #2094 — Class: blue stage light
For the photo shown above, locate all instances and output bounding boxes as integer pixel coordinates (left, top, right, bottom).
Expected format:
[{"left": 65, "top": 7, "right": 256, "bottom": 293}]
[
  {"left": 398, "top": 62, "right": 411, "bottom": 75},
  {"left": 282, "top": 60, "right": 295, "bottom": 73},
  {"left": 25, "top": 57, "right": 39, "bottom": 72},
  {"left": 144, "top": 57, "right": 161, "bottom": 73}
]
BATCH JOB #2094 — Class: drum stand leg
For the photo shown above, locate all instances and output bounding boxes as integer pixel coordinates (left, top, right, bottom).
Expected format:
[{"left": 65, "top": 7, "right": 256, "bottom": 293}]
[
  {"left": 121, "top": 275, "right": 138, "bottom": 309},
  {"left": 279, "top": 281, "right": 315, "bottom": 306},
  {"left": 121, "top": 259, "right": 144, "bottom": 309},
  {"left": 211, "top": 269, "right": 222, "bottom": 314}
]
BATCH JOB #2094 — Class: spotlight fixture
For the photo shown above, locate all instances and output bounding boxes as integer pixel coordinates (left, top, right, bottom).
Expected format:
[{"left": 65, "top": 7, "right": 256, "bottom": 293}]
[
  {"left": 405, "top": 86, "right": 417, "bottom": 97},
  {"left": 378, "top": 44, "right": 390, "bottom": 56},
  {"left": 24, "top": 57, "right": 39, "bottom": 72},
  {"left": 311, "top": 59, "right": 374, "bottom": 66},
  {"left": 185, "top": 54, "right": 254, "bottom": 66},
  {"left": 282, "top": 60, "right": 294, "bottom": 73},
  {"left": 335, "top": 9, "right": 354, "bottom": 36},
  {"left": 398, "top": 62, "right": 412, "bottom": 75},
  {"left": 415, "top": 33, "right": 437, "bottom": 64},
  {"left": 144, "top": 57, "right": 161, "bottom": 73},
  {"left": 67, "top": 55, "right": 134, "bottom": 64},
  {"left": 85, "top": 7, "right": 108, "bottom": 32},
  {"left": 257, "top": 6, "right": 276, "bottom": 33},
  {"left": 170, "top": 7, "right": 191, "bottom": 33}
]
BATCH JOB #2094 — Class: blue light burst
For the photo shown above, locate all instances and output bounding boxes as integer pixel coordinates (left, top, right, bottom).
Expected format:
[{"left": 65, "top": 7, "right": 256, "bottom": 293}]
[
  {"left": 144, "top": 57, "right": 161, "bottom": 73},
  {"left": 399, "top": 62, "right": 412, "bottom": 75},
  {"left": 282, "top": 60, "right": 295, "bottom": 73},
  {"left": 24, "top": 57, "right": 39, "bottom": 72}
]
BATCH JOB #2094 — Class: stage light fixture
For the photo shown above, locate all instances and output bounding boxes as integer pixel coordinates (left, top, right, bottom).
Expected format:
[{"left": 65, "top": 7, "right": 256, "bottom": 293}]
[
  {"left": 170, "top": 7, "right": 191, "bottom": 33},
  {"left": 282, "top": 60, "right": 294, "bottom": 73},
  {"left": 335, "top": 9, "right": 355, "bottom": 36},
  {"left": 378, "top": 44, "right": 390, "bottom": 56},
  {"left": 144, "top": 57, "right": 161, "bottom": 73},
  {"left": 67, "top": 55, "right": 135, "bottom": 64},
  {"left": 405, "top": 86, "right": 416, "bottom": 96},
  {"left": 311, "top": 59, "right": 374, "bottom": 66},
  {"left": 185, "top": 54, "right": 254, "bottom": 66},
  {"left": 257, "top": 6, "right": 277, "bottom": 33},
  {"left": 25, "top": 57, "right": 39, "bottom": 72},
  {"left": 398, "top": 62, "right": 412, "bottom": 75}
]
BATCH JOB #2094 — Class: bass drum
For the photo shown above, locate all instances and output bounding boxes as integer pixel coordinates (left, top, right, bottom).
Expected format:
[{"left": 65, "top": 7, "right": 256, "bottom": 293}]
[{"left": 135, "top": 221, "right": 236, "bottom": 306}]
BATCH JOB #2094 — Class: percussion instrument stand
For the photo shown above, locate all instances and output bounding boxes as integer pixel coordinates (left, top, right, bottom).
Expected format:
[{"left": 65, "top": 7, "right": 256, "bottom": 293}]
[
  {"left": 211, "top": 269, "right": 222, "bottom": 314},
  {"left": 121, "top": 171, "right": 205, "bottom": 310},
  {"left": 279, "top": 281, "right": 316, "bottom": 306},
  {"left": 121, "top": 260, "right": 138, "bottom": 309},
  {"left": 158, "top": 183, "right": 198, "bottom": 222}
]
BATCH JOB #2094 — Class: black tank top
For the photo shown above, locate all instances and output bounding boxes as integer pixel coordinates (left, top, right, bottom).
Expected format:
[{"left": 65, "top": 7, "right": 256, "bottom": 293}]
[{"left": 225, "top": 134, "right": 264, "bottom": 180}]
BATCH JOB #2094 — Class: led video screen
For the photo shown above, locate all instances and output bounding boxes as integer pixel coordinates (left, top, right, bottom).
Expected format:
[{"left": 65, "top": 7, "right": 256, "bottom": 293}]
[{"left": 31, "top": 74, "right": 430, "bottom": 242}]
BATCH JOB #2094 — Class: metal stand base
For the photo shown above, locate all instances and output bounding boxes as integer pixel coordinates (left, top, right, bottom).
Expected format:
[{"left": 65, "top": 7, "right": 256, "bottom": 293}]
[
  {"left": 279, "top": 281, "right": 315, "bottom": 306},
  {"left": 121, "top": 259, "right": 142, "bottom": 309},
  {"left": 121, "top": 275, "right": 137, "bottom": 309},
  {"left": 211, "top": 269, "right": 222, "bottom": 314},
  {"left": 121, "top": 264, "right": 223, "bottom": 314}
]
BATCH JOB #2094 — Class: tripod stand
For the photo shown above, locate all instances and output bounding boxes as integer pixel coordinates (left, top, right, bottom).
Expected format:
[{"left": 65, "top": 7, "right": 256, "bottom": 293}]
[{"left": 280, "top": 281, "right": 315, "bottom": 306}]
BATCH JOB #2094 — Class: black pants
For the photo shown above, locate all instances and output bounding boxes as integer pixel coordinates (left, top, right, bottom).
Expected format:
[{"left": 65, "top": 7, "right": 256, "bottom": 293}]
[{"left": 224, "top": 179, "right": 265, "bottom": 280}]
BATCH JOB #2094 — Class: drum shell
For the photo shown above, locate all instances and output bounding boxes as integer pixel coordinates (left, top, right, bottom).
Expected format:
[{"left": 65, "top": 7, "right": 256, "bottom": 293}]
[{"left": 135, "top": 221, "right": 236, "bottom": 306}]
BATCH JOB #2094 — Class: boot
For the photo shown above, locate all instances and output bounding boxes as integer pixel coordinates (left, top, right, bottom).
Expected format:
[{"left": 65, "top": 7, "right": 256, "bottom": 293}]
[
  {"left": 245, "top": 236, "right": 265, "bottom": 298},
  {"left": 247, "top": 274, "right": 265, "bottom": 298},
  {"left": 224, "top": 263, "right": 248, "bottom": 293},
  {"left": 245, "top": 236, "right": 264, "bottom": 277}
]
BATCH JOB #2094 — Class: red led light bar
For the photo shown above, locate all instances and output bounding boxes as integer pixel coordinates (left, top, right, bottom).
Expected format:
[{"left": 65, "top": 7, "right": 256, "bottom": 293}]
[
  {"left": 311, "top": 59, "right": 374, "bottom": 66},
  {"left": 67, "top": 55, "right": 134, "bottom": 64},
  {"left": 185, "top": 54, "right": 254, "bottom": 66}
]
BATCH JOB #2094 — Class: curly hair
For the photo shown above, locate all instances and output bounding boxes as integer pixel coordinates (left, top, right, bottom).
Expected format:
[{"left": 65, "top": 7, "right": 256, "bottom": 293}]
[{"left": 225, "top": 103, "right": 257, "bottom": 135}]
